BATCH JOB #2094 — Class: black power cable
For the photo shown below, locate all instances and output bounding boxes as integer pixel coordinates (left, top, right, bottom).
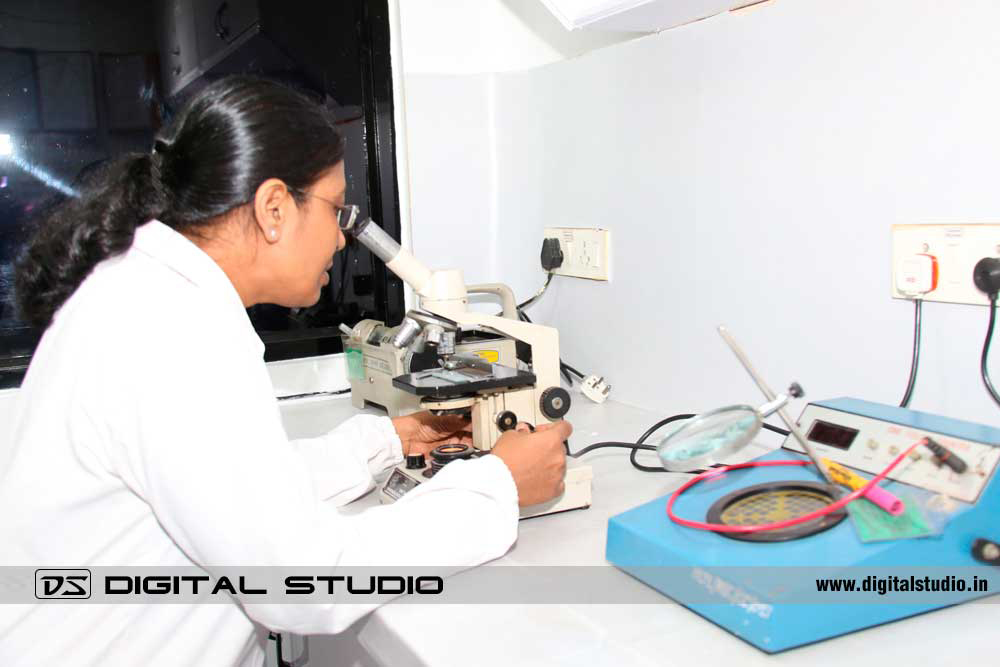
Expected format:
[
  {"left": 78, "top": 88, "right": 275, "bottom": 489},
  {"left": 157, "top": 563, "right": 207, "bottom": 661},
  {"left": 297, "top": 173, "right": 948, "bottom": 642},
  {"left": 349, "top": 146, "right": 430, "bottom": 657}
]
[
  {"left": 982, "top": 294, "right": 1000, "bottom": 408},
  {"left": 899, "top": 299, "right": 922, "bottom": 408},
  {"left": 560, "top": 362, "right": 586, "bottom": 381},
  {"left": 517, "top": 272, "right": 554, "bottom": 310},
  {"left": 627, "top": 414, "right": 696, "bottom": 472},
  {"left": 973, "top": 257, "right": 1000, "bottom": 408},
  {"left": 568, "top": 413, "right": 791, "bottom": 474}
]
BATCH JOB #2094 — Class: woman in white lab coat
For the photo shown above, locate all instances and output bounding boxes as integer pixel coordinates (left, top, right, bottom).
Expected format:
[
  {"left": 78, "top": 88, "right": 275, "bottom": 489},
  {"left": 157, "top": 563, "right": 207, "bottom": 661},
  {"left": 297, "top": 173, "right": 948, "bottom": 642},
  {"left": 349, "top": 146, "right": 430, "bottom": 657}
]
[{"left": 0, "top": 76, "right": 569, "bottom": 667}]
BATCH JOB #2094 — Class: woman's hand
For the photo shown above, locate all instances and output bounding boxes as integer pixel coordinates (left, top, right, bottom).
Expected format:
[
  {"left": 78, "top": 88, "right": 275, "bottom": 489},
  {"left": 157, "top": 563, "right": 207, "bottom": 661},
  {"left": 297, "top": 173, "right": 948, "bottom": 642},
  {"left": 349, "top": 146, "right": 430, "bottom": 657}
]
[
  {"left": 391, "top": 411, "right": 473, "bottom": 458},
  {"left": 491, "top": 420, "right": 572, "bottom": 507}
]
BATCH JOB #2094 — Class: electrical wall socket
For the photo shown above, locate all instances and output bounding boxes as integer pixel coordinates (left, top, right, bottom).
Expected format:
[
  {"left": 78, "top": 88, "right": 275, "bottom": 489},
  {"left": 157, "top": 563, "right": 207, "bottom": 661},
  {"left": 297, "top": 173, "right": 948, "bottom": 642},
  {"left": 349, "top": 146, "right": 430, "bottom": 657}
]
[
  {"left": 891, "top": 224, "right": 1000, "bottom": 306},
  {"left": 543, "top": 227, "right": 611, "bottom": 281}
]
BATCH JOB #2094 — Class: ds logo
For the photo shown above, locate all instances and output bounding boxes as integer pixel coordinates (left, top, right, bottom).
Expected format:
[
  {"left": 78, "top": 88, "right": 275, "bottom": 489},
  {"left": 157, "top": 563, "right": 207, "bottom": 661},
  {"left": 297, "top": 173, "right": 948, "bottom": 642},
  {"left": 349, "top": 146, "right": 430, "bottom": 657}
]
[{"left": 34, "top": 569, "right": 91, "bottom": 599}]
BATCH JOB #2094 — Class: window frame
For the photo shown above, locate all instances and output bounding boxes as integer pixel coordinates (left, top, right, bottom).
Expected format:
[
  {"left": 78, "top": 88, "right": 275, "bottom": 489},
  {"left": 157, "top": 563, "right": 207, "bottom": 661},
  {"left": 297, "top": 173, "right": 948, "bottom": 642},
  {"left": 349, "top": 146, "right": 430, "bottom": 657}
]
[{"left": 0, "top": 0, "right": 405, "bottom": 386}]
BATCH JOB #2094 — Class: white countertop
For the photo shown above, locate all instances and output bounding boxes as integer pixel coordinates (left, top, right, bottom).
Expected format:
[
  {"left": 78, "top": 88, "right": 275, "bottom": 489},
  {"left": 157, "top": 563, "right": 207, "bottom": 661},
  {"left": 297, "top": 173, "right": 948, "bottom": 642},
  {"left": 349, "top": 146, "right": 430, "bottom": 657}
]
[{"left": 279, "top": 395, "right": 1000, "bottom": 667}]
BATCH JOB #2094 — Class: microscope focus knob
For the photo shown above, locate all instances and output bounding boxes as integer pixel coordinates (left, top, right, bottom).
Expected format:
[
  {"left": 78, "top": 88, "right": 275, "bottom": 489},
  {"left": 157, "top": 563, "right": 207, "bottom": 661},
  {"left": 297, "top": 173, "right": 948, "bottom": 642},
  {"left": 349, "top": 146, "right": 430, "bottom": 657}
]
[
  {"left": 406, "top": 454, "right": 426, "bottom": 470},
  {"left": 496, "top": 411, "right": 518, "bottom": 432},
  {"left": 540, "top": 387, "right": 571, "bottom": 420}
]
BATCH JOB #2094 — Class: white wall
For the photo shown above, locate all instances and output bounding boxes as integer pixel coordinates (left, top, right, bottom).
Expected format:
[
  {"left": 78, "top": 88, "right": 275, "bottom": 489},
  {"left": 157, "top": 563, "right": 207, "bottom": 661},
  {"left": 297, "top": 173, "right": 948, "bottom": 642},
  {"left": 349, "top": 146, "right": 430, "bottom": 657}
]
[
  {"left": 402, "top": 73, "right": 499, "bottom": 283},
  {"left": 402, "top": 0, "right": 1000, "bottom": 427},
  {"left": 398, "top": 0, "right": 642, "bottom": 75},
  {"left": 396, "top": 0, "right": 644, "bottom": 289}
]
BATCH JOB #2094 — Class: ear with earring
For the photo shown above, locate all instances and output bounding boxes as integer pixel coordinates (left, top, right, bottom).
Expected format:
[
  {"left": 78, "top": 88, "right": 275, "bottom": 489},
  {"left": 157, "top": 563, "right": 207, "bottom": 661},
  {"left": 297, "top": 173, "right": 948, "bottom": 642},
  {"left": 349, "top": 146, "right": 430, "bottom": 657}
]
[{"left": 269, "top": 209, "right": 280, "bottom": 240}]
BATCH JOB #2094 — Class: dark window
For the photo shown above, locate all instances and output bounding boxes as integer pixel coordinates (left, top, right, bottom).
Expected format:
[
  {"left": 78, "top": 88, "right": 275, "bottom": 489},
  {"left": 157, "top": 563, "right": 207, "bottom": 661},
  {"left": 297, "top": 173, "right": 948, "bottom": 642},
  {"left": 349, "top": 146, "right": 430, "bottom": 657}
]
[{"left": 0, "top": 0, "right": 405, "bottom": 387}]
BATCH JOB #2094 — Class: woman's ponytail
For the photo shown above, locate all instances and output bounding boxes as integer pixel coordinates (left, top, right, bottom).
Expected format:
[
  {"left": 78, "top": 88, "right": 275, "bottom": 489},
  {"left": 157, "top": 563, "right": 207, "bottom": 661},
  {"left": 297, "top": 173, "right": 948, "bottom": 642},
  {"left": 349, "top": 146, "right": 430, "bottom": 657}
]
[
  {"left": 15, "top": 76, "right": 344, "bottom": 331},
  {"left": 15, "top": 152, "right": 168, "bottom": 329}
]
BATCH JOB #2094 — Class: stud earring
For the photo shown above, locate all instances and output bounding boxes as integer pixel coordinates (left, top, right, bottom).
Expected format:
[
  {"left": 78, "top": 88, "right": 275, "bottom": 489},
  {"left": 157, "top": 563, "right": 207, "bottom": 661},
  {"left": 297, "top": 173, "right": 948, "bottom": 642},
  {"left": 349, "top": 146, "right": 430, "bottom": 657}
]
[{"left": 269, "top": 228, "right": 278, "bottom": 239}]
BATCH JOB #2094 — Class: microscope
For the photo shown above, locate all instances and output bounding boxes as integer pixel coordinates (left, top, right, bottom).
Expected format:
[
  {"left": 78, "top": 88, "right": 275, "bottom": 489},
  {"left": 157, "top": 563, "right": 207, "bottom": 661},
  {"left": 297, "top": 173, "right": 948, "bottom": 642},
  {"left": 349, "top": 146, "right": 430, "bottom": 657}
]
[{"left": 339, "top": 218, "right": 592, "bottom": 519}]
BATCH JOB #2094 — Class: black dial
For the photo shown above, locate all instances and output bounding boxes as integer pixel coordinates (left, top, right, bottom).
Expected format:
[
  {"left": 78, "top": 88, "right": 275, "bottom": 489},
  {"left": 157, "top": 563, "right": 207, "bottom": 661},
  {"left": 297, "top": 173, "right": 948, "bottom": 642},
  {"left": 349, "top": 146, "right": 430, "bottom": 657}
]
[
  {"left": 539, "top": 387, "right": 571, "bottom": 420},
  {"left": 495, "top": 411, "right": 518, "bottom": 432}
]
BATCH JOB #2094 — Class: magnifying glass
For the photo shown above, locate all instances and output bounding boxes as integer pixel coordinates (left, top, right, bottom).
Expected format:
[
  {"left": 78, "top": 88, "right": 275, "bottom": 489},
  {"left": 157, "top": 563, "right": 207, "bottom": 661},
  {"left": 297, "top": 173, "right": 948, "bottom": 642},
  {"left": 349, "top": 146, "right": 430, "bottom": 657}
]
[{"left": 655, "top": 394, "right": 790, "bottom": 472}]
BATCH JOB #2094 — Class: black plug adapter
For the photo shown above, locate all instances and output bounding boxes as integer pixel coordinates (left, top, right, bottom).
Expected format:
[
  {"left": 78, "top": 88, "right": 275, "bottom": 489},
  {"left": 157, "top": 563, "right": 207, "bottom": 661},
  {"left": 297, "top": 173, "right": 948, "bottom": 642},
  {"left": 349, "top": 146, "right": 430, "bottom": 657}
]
[
  {"left": 973, "top": 257, "right": 1000, "bottom": 298},
  {"left": 540, "top": 238, "right": 564, "bottom": 271}
]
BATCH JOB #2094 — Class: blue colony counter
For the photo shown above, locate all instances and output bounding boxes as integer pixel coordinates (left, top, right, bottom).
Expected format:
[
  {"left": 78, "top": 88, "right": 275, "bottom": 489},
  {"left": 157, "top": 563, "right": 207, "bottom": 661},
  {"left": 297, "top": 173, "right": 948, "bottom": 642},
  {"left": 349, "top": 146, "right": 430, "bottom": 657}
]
[{"left": 606, "top": 398, "right": 1000, "bottom": 653}]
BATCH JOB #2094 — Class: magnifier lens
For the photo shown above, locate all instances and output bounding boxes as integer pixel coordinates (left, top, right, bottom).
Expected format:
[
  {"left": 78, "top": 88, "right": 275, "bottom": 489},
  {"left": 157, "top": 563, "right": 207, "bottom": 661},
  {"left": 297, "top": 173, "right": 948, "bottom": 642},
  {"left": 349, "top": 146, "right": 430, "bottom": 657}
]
[{"left": 656, "top": 406, "right": 762, "bottom": 472}]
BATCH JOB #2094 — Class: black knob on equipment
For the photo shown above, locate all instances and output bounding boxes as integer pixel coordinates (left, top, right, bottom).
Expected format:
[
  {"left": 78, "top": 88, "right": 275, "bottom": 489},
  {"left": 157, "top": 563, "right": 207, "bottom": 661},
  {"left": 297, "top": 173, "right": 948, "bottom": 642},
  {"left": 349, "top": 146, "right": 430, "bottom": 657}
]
[
  {"left": 496, "top": 411, "right": 518, "bottom": 432},
  {"left": 972, "top": 538, "right": 1000, "bottom": 565},
  {"left": 406, "top": 454, "right": 426, "bottom": 470},
  {"left": 426, "top": 443, "right": 476, "bottom": 478},
  {"left": 539, "top": 387, "right": 571, "bottom": 420},
  {"left": 430, "top": 443, "right": 474, "bottom": 464},
  {"left": 924, "top": 438, "right": 968, "bottom": 474}
]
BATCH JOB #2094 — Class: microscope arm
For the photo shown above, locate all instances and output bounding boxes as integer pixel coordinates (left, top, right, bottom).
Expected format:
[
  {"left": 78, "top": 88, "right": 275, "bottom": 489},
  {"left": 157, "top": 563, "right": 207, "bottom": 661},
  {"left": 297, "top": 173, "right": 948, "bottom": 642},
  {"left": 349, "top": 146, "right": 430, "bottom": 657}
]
[
  {"left": 449, "top": 311, "right": 561, "bottom": 393},
  {"left": 466, "top": 283, "right": 518, "bottom": 319}
]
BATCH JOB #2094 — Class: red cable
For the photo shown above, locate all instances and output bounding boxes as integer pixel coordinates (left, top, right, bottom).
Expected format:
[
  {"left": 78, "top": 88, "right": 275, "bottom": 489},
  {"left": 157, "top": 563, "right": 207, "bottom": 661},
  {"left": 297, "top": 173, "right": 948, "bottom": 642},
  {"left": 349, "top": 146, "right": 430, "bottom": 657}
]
[{"left": 666, "top": 439, "right": 925, "bottom": 534}]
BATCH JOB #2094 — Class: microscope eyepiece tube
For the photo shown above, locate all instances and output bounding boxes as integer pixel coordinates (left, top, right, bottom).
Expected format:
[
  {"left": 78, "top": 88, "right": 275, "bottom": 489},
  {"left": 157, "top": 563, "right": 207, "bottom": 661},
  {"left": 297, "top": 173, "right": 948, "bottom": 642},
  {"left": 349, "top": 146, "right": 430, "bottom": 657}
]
[
  {"left": 350, "top": 218, "right": 435, "bottom": 295},
  {"left": 352, "top": 218, "right": 401, "bottom": 263}
]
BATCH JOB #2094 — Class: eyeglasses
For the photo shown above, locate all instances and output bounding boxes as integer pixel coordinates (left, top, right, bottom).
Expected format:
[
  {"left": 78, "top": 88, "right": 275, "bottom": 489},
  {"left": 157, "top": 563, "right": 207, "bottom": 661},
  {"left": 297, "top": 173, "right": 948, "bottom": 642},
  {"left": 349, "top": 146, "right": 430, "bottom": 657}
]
[{"left": 292, "top": 190, "right": 359, "bottom": 231}]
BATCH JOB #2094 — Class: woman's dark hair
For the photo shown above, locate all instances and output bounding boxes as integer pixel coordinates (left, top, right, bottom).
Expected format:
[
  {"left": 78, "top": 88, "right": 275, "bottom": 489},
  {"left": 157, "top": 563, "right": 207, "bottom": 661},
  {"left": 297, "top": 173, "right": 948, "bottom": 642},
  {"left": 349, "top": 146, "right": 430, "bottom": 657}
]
[{"left": 15, "top": 76, "right": 345, "bottom": 330}]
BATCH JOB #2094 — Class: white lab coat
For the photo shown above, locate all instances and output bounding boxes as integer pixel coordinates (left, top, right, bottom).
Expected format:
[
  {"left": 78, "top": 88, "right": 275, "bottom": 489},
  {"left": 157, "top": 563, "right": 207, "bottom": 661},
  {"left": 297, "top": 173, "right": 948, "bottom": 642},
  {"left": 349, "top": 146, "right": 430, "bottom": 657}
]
[{"left": 0, "top": 220, "right": 519, "bottom": 666}]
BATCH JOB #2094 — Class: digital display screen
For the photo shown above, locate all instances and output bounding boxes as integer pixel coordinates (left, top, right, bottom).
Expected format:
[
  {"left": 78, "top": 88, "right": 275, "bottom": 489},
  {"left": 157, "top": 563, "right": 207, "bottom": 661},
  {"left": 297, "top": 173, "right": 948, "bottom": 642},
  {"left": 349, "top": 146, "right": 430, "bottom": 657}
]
[{"left": 806, "top": 420, "right": 860, "bottom": 450}]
